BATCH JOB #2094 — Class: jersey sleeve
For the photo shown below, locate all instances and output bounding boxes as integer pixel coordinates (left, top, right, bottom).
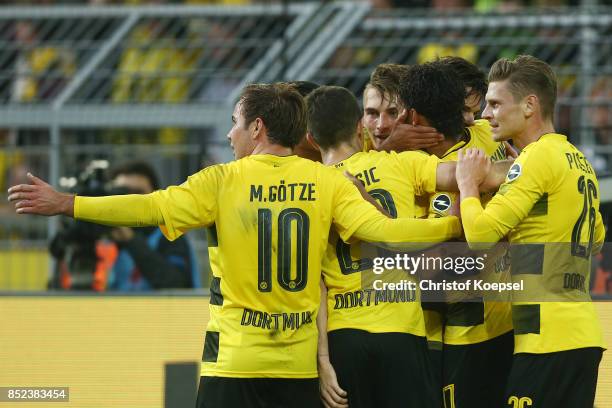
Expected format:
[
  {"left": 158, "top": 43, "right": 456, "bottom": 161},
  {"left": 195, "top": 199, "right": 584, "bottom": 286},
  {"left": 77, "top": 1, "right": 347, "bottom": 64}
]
[
  {"left": 397, "top": 151, "right": 439, "bottom": 195},
  {"left": 461, "top": 145, "right": 552, "bottom": 245},
  {"left": 75, "top": 194, "right": 165, "bottom": 226},
  {"left": 154, "top": 166, "right": 221, "bottom": 240},
  {"left": 593, "top": 210, "right": 606, "bottom": 254},
  {"left": 330, "top": 170, "right": 461, "bottom": 249},
  {"left": 74, "top": 165, "right": 221, "bottom": 241}
]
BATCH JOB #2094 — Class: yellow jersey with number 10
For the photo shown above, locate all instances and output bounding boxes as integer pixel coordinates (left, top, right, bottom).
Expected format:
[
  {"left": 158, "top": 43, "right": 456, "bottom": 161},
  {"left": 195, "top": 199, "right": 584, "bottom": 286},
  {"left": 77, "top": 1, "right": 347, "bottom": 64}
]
[
  {"left": 74, "top": 154, "right": 461, "bottom": 377},
  {"left": 73, "top": 154, "right": 461, "bottom": 378}
]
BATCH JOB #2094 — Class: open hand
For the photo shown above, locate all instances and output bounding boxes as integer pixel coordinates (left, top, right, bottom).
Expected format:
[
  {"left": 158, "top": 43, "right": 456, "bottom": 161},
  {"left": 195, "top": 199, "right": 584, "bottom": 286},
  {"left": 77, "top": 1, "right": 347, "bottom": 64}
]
[
  {"left": 7, "top": 173, "right": 74, "bottom": 217},
  {"left": 378, "top": 109, "right": 443, "bottom": 152}
]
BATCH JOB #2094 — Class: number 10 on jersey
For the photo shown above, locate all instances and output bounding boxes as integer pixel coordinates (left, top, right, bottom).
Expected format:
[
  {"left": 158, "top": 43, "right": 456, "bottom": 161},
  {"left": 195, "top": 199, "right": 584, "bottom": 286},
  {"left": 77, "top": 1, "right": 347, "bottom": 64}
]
[{"left": 257, "top": 208, "right": 310, "bottom": 292}]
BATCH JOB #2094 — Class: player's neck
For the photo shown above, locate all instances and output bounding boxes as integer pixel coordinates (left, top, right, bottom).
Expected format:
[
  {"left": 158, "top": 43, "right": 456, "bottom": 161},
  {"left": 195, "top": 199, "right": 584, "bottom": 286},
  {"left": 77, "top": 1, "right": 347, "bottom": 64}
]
[
  {"left": 427, "top": 138, "right": 457, "bottom": 158},
  {"left": 251, "top": 143, "right": 293, "bottom": 157},
  {"left": 514, "top": 119, "right": 556, "bottom": 150},
  {"left": 320, "top": 142, "right": 360, "bottom": 166}
]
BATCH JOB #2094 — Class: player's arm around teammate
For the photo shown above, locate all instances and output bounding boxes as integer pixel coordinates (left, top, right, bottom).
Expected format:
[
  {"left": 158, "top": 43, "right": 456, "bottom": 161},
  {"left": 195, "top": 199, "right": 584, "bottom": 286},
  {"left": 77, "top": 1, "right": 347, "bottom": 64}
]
[
  {"left": 317, "top": 279, "right": 348, "bottom": 408},
  {"left": 456, "top": 56, "right": 606, "bottom": 408}
]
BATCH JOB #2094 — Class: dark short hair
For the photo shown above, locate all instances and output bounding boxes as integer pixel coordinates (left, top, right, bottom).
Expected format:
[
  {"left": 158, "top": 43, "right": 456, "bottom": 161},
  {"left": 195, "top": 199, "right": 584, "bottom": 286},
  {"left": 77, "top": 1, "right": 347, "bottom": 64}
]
[
  {"left": 438, "top": 56, "right": 487, "bottom": 100},
  {"left": 366, "top": 63, "right": 409, "bottom": 105},
  {"left": 286, "top": 81, "right": 321, "bottom": 98},
  {"left": 398, "top": 62, "right": 465, "bottom": 139},
  {"left": 110, "top": 160, "right": 160, "bottom": 190},
  {"left": 306, "top": 86, "right": 362, "bottom": 150},
  {"left": 239, "top": 83, "right": 307, "bottom": 149},
  {"left": 488, "top": 55, "right": 557, "bottom": 120}
]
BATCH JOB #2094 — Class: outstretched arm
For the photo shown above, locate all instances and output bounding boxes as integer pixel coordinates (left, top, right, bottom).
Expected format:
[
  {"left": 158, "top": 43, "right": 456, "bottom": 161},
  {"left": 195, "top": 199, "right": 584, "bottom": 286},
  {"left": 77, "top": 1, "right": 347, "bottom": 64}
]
[
  {"left": 8, "top": 168, "right": 217, "bottom": 240},
  {"left": 8, "top": 173, "right": 165, "bottom": 227}
]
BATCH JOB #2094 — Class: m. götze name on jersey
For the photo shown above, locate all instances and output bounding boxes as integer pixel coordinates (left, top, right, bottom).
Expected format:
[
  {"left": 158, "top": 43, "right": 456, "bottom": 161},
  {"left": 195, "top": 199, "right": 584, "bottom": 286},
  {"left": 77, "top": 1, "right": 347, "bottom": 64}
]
[{"left": 250, "top": 181, "right": 316, "bottom": 203}]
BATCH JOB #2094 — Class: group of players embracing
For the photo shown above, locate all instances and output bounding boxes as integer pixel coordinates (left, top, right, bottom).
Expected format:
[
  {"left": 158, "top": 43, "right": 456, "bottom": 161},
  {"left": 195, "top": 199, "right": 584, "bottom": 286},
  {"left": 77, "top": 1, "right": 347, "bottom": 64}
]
[{"left": 8, "top": 55, "right": 605, "bottom": 408}]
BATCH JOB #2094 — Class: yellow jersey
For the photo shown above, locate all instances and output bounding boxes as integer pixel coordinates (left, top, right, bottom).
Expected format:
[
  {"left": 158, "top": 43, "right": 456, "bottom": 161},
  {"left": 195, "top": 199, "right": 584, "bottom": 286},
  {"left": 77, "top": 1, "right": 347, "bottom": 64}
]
[
  {"left": 323, "top": 150, "right": 450, "bottom": 336},
  {"left": 362, "top": 125, "right": 435, "bottom": 218},
  {"left": 74, "top": 154, "right": 461, "bottom": 378},
  {"left": 461, "top": 133, "right": 606, "bottom": 353},
  {"left": 426, "top": 119, "right": 513, "bottom": 346}
]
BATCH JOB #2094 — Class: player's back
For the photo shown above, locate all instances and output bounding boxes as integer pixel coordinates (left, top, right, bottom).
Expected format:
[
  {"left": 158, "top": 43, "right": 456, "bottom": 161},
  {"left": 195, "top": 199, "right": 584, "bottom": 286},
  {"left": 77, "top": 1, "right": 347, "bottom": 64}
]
[
  {"left": 324, "top": 149, "right": 438, "bottom": 335},
  {"left": 488, "top": 133, "right": 605, "bottom": 353},
  {"left": 201, "top": 154, "right": 346, "bottom": 378},
  {"left": 155, "top": 151, "right": 459, "bottom": 379}
]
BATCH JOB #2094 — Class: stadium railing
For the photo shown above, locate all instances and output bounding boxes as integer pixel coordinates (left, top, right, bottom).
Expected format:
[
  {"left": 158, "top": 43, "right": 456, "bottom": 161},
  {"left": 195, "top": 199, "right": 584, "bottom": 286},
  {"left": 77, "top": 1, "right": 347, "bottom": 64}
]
[{"left": 0, "top": 3, "right": 609, "bottom": 293}]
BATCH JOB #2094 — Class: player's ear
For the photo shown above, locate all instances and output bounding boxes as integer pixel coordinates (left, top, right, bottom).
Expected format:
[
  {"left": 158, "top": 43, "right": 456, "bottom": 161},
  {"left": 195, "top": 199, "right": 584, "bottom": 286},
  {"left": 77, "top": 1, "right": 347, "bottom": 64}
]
[
  {"left": 306, "top": 132, "right": 321, "bottom": 151},
  {"left": 409, "top": 108, "right": 422, "bottom": 126},
  {"left": 523, "top": 94, "right": 537, "bottom": 118},
  {"left": 396, "top": 108, "right": 409, "bottom": 125},
  {"left": 251, "top": 118, "right": 264, "bottom": 139}
]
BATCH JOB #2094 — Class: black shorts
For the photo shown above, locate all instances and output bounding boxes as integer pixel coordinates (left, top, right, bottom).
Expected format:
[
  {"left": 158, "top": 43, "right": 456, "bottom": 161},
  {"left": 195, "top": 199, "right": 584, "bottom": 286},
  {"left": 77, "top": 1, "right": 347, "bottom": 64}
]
[
  {"left": 196, "top": 376, "right": 319, "bottom": 408},
  {"left": 422, "top": 303, "right": 445, "bottom": 395},
  {"left": 328, "top": 328, "right": 439, "bottom": 408},
  {"left": 504, "top": 347, "right": 603, "bottom": 408},
  {"left": 442, "top": 330, "right": 514, "bottom": 408},
  {"left": 428, "top": 346, "right": 443, "bottom": 397}
]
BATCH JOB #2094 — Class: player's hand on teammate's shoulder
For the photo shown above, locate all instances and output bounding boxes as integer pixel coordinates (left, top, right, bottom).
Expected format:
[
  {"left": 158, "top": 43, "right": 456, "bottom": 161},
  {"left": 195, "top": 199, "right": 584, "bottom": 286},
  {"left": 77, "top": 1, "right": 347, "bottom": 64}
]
[
  {"left": 379, "top": 109, "right": 444, "bottom": 152},
  {"left": 318, "top": 358, "right": 348, "bottom": 408},
  {"left": 344, "top": 171, "right": 391, "bottom": 218},
  {"left": 343, "top": 170, "right": 366, "bottom": 196},
  {"left": 456, "top": 148, "right": 492, "bottom": 189},
  {"left": 7, "top": 173, "right": 74, "bottom": 217}
]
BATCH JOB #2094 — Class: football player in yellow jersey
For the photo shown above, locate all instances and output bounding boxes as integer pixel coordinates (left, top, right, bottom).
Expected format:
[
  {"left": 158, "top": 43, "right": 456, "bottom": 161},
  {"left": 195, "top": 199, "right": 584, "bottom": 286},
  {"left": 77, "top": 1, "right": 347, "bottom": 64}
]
[
  {"left": 362, "top": 63, "right": 451, "bottom": 219},
  {"left": 406, "top": 57, "right": 514, "bottom": 408},
  {"left": 362, "top": 63, "right": 444, "bottom": 154},
  {"left": 307, "top": 83, "right": 509, "bottom": 408},
  {"left": 9, "top": 83, "right": 463, "bottom": 408},
  {"left": 360, "top": 60, "right": 514, "bottom": 407},
  {"left": 457, "top": 55, "right": 606, "bottom": 408},
  {"left": 306, "top": 84, "right": 466, "bottom": 408}
]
